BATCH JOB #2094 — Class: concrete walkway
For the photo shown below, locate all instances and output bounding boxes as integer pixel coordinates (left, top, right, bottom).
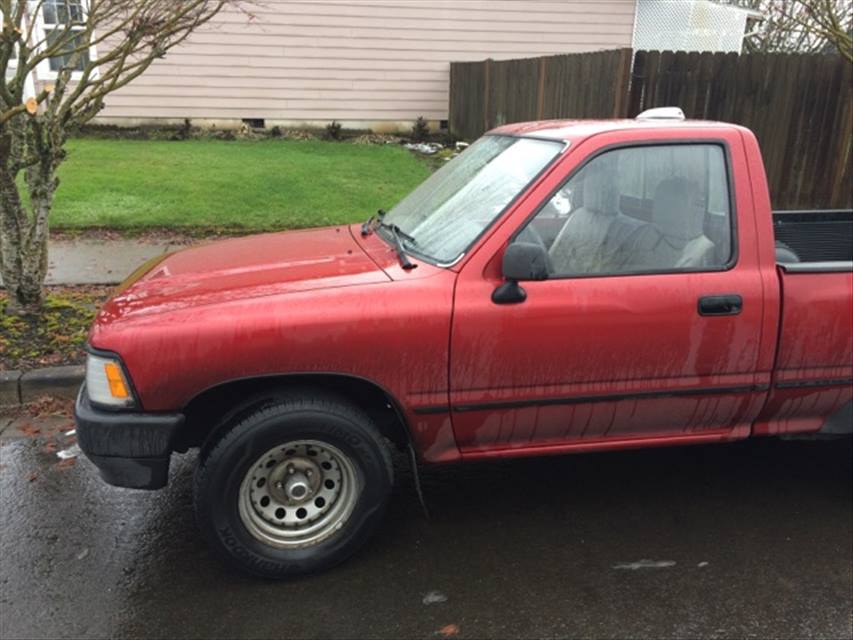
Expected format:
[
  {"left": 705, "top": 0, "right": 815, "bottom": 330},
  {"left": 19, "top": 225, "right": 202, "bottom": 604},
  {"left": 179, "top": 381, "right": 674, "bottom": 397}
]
[
  {"left": 47, "top": 239, "right": 182, "bottom": 285},
  {"left": 1, "top": 239, "right": 184, "bottom": 286}
]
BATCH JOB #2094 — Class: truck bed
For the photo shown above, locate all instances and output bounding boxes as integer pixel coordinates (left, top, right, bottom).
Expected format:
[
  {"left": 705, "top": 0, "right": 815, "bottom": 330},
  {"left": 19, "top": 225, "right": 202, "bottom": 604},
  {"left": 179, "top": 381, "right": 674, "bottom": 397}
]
[
  {"left": 758, "top": 210, "right": 853, "bottom": 436},
  {"left": 773, "top": 209, "right": 853, "bottom": 264}
]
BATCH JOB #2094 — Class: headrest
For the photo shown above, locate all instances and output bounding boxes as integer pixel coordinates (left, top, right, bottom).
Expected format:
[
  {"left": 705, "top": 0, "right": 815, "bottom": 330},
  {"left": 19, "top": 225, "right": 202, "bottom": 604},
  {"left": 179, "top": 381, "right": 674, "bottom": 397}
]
[
  {"left": 580, "top": 162, "right": 617, "bottom": 216},
  {"left": 652, "top": 177, "right": 704, "bottom": 241}
]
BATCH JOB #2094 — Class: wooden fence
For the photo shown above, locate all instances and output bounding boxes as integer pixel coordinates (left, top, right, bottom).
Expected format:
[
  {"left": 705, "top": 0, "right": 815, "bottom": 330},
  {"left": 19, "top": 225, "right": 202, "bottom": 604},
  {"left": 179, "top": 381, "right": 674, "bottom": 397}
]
[
  {"left": 449, "top": 50, "right": 852, "bottom": 209},
  {"left": 449, "top": 48, "right": 633, "bottom": 141}
]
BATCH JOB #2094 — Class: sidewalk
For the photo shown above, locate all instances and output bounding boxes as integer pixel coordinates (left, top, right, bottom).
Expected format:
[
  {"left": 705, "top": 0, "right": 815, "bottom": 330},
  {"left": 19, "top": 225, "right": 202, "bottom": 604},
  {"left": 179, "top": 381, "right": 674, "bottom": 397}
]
[
  {"left": 46, "top": 239, "right": 181, "bottom": 285},
  {"left": 1, "top": 238, "right": 185, "bottom": 286}
]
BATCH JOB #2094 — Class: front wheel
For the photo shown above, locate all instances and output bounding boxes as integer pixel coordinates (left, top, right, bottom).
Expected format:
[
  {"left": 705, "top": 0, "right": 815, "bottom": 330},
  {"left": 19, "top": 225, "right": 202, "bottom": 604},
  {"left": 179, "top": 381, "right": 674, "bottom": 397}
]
[{"left": 194, "top": 394, "right": 393, "bottom": 578}]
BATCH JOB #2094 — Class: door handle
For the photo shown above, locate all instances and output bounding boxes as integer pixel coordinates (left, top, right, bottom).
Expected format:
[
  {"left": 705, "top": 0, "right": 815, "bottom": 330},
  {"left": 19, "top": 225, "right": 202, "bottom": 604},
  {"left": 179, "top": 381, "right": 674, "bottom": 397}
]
[{"left": 698, "top": 294, "right": 743, "bottom": 316}]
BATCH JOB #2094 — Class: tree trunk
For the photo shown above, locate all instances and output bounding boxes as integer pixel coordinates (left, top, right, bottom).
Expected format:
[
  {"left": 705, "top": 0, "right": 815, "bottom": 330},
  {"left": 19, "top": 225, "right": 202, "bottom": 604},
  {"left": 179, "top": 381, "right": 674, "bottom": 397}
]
[{"left": 0, "top": 142, "right": 55, "bottom": 313}]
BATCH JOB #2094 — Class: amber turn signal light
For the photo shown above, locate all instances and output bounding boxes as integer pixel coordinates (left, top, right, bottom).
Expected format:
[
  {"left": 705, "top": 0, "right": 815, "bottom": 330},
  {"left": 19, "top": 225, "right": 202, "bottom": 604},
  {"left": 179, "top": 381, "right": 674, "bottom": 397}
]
[{"left": 103, "top": 361, "right": 130, "bottom": 399}]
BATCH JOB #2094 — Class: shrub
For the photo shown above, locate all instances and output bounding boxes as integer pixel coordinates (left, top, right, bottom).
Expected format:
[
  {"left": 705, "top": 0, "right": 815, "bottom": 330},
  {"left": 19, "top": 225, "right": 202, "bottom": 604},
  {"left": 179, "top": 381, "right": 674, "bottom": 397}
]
[
  {"left": 270, "top": 125, "right": 283, "bottom": 138},
  {"left": 171, "top": 118, "right": 192, "bottom": 141},
  {"left": 325, "top": 120, "right": 343, "bottom": 140},
  {"left": 411, "top": 116, "right": 430, "bottom": 142}
]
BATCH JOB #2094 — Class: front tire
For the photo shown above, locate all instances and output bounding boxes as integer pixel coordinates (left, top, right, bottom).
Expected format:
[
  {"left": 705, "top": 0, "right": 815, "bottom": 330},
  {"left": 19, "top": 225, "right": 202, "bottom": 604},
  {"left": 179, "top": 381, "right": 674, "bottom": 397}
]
[{"left": 194, "top": 393, "right": 393, "bottom": 578}]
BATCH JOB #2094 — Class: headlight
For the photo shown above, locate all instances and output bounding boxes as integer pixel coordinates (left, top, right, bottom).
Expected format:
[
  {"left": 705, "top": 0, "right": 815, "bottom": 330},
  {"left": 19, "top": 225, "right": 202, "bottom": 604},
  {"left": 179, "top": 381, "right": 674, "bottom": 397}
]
[{"left": 86, "top": 353, "right": 137, "bottom": 409}]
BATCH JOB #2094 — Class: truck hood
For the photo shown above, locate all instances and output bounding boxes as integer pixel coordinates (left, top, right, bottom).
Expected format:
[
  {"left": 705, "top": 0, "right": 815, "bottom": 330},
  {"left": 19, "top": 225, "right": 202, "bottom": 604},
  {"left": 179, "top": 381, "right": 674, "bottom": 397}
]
[{"left": 98, "top": 226, "right": 390, "bottom": 322}]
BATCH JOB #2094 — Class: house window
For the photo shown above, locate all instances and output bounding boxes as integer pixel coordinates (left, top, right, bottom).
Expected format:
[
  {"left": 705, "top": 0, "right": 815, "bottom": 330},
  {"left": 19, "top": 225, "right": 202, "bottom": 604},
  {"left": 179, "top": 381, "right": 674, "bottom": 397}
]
[
  {"left": 43, "top": 0, "right": 85, "bottom": 24},
  {"left": 39, "top": 1, "right": 91, "bottom": 75},
  {"left": 46, "top": 30, "right": 89, "bottom": 72}
]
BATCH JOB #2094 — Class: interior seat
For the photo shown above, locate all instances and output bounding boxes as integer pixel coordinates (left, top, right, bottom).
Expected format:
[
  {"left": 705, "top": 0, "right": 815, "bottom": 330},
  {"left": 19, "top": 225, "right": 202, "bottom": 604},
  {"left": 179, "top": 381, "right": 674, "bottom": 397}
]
[
  {"left": 622, "top": 177, "right": 716, "bottom": 270},
  {"left": 775, "top": 241, "right": 800, "bottom": 263},
  {"left": 548, "top": 163, "right": 619, "bottom": 274}
]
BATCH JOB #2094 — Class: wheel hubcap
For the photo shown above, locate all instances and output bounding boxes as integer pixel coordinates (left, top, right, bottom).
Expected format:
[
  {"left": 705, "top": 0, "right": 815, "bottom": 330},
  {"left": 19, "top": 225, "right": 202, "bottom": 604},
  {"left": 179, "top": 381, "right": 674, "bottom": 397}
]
[
  {"left": 238, "top": 440, "right": 360, "bottom": 548},
  {"left": 267, "top": 456, "right": 321, "bottom": 504},
  {"left": 284, "top": 472, "right": 310, "bottom": 500}
]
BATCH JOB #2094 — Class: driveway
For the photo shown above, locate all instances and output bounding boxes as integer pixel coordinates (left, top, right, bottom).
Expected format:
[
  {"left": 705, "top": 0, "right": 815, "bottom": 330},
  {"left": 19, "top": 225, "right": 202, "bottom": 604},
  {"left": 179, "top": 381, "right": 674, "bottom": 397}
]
[{"left": 1, "top": 415, "right": 851, "bottom": 639}]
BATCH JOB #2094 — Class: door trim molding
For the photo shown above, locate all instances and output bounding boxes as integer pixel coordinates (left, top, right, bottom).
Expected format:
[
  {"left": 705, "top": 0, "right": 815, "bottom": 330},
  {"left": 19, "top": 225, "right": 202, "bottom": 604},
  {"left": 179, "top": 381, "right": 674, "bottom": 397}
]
[
  {"left": 775, "top": 378, "right": 853, "bottom": 389},
  {"left": 448, "top": 384, "right": 767, "bottom": 413}
]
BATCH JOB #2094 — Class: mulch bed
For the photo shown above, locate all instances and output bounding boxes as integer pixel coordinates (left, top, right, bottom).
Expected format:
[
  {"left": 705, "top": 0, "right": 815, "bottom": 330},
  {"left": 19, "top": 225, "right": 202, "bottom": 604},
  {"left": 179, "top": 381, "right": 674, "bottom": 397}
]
[{"left": 0, "top": 285, "right": 112, "bottom": 371}]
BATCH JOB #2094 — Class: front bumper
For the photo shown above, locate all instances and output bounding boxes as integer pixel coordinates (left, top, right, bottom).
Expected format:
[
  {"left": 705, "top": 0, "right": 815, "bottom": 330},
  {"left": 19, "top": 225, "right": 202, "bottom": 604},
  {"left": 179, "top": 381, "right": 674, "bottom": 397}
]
[{"left": 74, "top": 385, "right": 184, "bottom": 489}]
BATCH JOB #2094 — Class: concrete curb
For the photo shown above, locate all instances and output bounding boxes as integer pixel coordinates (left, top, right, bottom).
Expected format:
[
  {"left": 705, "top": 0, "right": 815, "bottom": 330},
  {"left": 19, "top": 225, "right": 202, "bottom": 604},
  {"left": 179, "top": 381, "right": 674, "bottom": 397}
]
[
  {"left": 0, "top": 370, "right": 22, "bottom": 406},
  {"left": 0, "top": 365, "right": 84, "bottom": 408}
]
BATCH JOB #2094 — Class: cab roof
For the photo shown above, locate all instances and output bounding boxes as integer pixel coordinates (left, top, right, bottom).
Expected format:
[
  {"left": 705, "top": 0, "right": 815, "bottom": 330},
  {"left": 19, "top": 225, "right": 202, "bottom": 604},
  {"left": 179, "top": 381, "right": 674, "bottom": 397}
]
[{"left": 489, "top": 118, "right": 742, "bottom": 144}]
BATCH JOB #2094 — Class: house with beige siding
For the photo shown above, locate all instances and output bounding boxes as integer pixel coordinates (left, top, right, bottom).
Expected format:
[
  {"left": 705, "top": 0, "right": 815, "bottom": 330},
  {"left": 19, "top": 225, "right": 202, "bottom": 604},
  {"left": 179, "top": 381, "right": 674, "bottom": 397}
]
[{"left": 13, "top": 0, "right": 761, "bottom": 132}]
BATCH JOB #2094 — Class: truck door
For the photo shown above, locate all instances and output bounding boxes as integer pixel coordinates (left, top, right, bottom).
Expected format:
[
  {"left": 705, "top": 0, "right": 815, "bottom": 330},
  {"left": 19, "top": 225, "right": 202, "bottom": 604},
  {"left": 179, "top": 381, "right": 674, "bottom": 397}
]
[{"left": 449, "top": 131, "right": 769, "bottom": 456}]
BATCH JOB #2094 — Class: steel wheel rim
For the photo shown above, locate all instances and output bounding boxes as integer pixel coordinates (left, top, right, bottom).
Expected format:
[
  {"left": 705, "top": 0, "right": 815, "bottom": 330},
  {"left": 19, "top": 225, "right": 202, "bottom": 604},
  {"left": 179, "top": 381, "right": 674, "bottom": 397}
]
[{"left": 238, "top": 440, "right": 361, "bottom": 549}]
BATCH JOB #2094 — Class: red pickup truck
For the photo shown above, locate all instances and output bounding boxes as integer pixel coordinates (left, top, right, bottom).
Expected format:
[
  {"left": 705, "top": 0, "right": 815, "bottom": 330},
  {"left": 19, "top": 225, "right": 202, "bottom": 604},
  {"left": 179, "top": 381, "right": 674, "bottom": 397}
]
[{"left": 75, "top": 113, "right": 853, "bottom": 578}]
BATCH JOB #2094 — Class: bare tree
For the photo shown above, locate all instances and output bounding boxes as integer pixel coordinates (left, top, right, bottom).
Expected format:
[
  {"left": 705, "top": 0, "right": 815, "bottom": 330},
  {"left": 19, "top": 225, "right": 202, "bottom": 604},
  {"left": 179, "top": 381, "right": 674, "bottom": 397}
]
[
  {"left": 1, "top": 1, "right": 243, "bottom": 312},
  {"left": 735, "top": 0, "right": 853, "bottom": 60}
]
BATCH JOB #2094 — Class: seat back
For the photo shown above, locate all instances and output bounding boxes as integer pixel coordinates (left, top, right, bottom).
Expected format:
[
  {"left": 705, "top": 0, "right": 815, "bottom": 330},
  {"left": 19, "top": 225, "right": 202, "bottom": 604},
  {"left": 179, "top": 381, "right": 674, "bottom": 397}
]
[
  {"left": 650, "top": 177, "right": 716, "bottom": 268},
  {"left": 548, "top": 164, "right": 618, "bottom": 273}
]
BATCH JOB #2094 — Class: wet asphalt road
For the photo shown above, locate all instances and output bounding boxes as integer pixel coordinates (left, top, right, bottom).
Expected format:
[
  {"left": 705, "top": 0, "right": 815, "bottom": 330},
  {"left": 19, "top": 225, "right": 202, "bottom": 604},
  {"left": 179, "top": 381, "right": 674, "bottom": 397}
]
[{"left": 1, "top": 415, "right": 851, "bottom": 640}]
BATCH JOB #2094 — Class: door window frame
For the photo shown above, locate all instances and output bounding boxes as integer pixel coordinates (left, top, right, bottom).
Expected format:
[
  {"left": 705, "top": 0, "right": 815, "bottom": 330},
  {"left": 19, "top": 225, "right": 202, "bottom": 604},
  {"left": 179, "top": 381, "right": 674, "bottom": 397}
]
[{"left": 509, "top": 138, "right": 739, "bottom": 280}]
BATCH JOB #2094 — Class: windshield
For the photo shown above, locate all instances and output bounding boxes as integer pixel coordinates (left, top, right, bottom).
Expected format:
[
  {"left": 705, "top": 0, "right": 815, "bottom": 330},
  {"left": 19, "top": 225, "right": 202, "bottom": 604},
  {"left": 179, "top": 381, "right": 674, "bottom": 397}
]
[{"left": 382, "top": 135, "right": 563, "bottom": 264}]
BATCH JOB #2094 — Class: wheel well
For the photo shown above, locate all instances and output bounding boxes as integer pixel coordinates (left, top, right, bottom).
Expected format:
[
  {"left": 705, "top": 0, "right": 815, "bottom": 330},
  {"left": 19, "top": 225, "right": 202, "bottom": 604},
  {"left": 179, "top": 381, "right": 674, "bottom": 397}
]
[{"left": 174, "top": 374, "right": 412, "bottom": 453}]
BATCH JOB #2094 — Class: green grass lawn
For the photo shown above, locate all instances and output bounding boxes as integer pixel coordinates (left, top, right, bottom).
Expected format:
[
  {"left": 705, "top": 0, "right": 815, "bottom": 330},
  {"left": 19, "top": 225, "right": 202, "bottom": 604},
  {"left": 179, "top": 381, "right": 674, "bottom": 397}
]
[{"left": 49, "top": 138, "right": 431, "bottom": 230}]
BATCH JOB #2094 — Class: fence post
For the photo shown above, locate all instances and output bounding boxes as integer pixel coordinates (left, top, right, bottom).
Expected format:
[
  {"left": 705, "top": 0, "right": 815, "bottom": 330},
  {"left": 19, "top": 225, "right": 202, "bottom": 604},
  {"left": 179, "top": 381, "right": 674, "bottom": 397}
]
[
  {"left": 448, "top": 62, "right": 455, "bottom": 138},
  {"left": 537, "top": 56, "right": 547, "bottom": 119},
  {"left": 830, "top": 96, "right": 852, "bottom": 207},
  {"left": 612, "top": 48, "right": 632, "bottom": 118},
  {"left": 483, "top": 58, "right": 492, "bottom": 134},
  {"left": 627, "top": 50, "right": 646, "bottom": 117}
]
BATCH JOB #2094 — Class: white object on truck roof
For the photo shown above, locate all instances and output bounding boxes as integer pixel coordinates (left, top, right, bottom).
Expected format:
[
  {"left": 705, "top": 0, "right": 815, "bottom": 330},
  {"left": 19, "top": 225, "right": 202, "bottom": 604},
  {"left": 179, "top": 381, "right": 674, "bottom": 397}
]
[{"left": 636, "top": 107, "right": 686, "bottom": 121}]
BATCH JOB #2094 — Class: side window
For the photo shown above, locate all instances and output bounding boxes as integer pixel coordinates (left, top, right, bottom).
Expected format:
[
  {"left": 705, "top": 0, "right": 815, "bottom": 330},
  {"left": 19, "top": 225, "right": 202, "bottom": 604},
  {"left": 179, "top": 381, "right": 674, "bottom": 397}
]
[{"left": 518, "top": 144, "right": 733, "bottom": 277}]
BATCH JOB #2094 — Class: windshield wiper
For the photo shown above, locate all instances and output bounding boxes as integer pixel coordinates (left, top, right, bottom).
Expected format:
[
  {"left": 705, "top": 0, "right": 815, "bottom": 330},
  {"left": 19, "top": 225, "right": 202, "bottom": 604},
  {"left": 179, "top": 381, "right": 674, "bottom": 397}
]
[
  {"left": 376, "top": 219, "right": 416, "bottom": 245},
  {"left": 382, "top": 223, "right": 416, "bottom": 270},
  {"left": 361, "top": 208, "right": 386, "bottom": 237},
  {"left": 360, "top": 209, "right": 418, "bottom": 269}
]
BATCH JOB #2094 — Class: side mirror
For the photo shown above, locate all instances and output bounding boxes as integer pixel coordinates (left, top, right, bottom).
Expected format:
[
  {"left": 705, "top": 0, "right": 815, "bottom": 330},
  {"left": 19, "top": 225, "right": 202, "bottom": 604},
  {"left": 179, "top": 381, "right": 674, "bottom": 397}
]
[{"left": 492, "top": 242, "right": 549, "bottom": 304}]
